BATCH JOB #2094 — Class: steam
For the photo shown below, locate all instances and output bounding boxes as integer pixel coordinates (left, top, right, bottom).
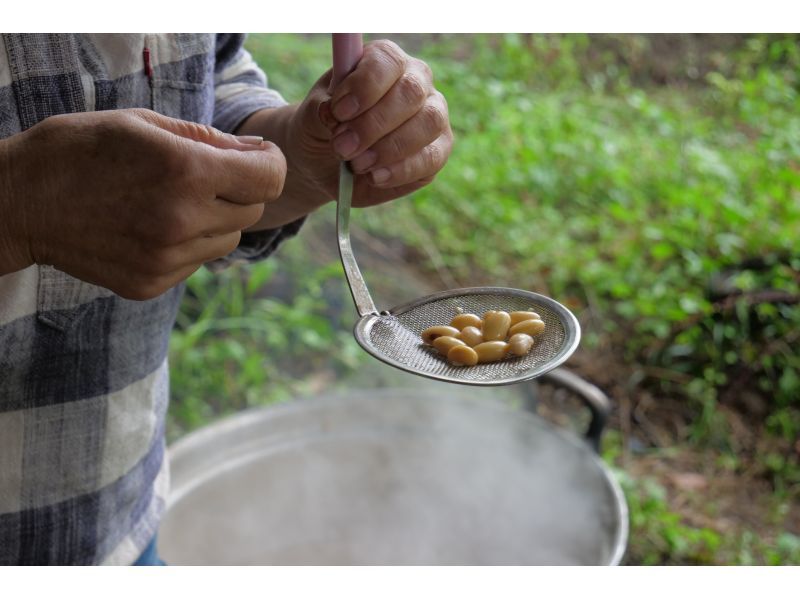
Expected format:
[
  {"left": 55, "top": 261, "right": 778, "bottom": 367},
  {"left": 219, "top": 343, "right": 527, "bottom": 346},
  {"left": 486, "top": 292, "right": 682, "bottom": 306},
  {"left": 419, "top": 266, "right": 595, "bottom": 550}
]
[{"left": 158, "top": 370, "right": 620, "bottom": 565}]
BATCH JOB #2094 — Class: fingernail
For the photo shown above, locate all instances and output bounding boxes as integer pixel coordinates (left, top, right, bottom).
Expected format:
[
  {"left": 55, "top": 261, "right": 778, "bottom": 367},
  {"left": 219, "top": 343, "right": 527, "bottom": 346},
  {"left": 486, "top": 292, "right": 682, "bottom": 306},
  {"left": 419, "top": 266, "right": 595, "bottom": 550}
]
[
  {"left": 236, "top": 135, "right": 264, "bottom": 145},
  {"left": 332, "top": 130, "right": 359, "bottom": 159},
  {"left": 333, "top": 94, "right": 359, "bottom": 121},
  {"left": 317, "top": 100, "right": 338, "bottom": 131},
  {"left": 372, "top": 168, "right": 391, "bottom": 185},
  {"left": 351, "top": 150, "right": 377, "bottom": 173}
]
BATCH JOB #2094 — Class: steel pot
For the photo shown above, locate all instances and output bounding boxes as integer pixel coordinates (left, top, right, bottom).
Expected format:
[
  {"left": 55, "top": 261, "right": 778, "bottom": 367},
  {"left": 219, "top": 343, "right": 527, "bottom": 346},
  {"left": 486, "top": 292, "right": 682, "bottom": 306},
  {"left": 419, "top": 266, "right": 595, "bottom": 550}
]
[{"left": 158, "top": 378, "right": 627, "bottom": 565}]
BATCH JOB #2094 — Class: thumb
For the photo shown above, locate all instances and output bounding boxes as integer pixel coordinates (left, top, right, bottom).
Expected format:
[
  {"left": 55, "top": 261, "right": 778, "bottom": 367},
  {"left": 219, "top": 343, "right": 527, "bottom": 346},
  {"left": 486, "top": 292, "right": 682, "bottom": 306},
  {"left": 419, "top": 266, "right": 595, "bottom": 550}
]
[
  {"left": 303, "top": 70, "right": 340, "bottom": 139},
  {"left": 130, "top": 108, "right": 265, "bottom": 151}
]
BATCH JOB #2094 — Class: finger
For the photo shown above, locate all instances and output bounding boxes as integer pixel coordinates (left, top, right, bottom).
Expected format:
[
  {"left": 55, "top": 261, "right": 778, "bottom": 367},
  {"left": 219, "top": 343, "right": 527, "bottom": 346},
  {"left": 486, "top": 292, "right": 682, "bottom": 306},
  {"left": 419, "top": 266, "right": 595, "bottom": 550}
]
[
  {"left": 129, "top": 231, "right": 243, "bottom": 280},
  {"left": 330, "top": 61, "right": 433, "bottom": 161},
  {"left": 139, "top": 233, "right": 244, "bottom": 296},
  {"left": 51, "top": 232, "right": 240, "bottom": 301},
  {"left": 200, "top": 200, "right": 266, "bottom": 237},
  {"left": 132, "top": 192, "right": 265, "bottom": 247},
  {"left": 131, "top": 108, "right": 267, "bottom": 151},
  {"left": 197, "top": 141, "right": 288, "bottom": 206},
  {"left": 157, "top": 230, "right": 244, "bottom": 273},
  {"left": 50, "top": 253, "right": 202, "bottom": 302},
  {"left": 364, "top": 133, "right": 452, "bottom": 189},
  {"left": 127, "top": 261, "right": 204, "bottom": 301},
  {"left": 350, "top": 92, "right": 449, "bottom": 174},
  {"left": 329, "top": 40, "right": 411, "bottom": 122},
  {"left": 127, "top": 108, "right": 288, "bottom": 207},
  {"left": 351, "top": 176, "right": 434, "bottom": 209}
]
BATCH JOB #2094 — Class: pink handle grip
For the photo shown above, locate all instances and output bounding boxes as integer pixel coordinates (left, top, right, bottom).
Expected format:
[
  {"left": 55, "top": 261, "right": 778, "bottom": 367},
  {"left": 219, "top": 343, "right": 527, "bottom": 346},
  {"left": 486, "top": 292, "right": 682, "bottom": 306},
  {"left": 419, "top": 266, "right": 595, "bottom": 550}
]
[{"left": 332, "top": 33, "right": 363, "bottom": 88}]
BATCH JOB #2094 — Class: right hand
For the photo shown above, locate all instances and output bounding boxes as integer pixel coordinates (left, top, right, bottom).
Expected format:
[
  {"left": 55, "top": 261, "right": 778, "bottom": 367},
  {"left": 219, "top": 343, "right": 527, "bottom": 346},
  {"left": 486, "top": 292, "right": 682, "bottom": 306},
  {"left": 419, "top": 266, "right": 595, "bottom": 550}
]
[{"left": 0, "top": 108, "right": 287, "bottom": 300}]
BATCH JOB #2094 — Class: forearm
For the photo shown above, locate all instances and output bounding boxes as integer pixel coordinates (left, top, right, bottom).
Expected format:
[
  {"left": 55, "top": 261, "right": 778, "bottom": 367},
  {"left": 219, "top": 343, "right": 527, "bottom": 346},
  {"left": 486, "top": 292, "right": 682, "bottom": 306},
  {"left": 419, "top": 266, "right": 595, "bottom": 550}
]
[{"left": 235, "top": 105, "right": 336, "bottom": 230}]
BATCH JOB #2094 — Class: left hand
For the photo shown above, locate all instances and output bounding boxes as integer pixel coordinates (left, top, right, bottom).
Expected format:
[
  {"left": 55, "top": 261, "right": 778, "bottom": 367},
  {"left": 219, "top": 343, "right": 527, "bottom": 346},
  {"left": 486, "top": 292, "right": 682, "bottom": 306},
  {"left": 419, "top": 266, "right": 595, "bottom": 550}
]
[{"left": 287, "top": 39, "right": 453, "bottom": 207}]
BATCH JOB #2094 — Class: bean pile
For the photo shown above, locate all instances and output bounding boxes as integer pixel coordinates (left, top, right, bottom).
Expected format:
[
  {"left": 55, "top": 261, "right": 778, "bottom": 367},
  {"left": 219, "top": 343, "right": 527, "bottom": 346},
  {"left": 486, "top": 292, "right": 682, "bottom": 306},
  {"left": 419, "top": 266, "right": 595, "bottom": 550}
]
[{"left": 420, "top": 310, "right": 545, "bottom": 367}]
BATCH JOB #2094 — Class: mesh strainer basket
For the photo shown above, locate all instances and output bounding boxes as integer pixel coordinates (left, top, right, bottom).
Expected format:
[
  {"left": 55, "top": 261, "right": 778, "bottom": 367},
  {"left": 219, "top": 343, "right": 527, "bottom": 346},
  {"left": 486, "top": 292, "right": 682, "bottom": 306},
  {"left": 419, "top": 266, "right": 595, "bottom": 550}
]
[
  {"left": 354, "top": 287, "right": 580, "bottom": 386},
  {"left": 332, "top": 34, "right": 581, "bottom": 386}
]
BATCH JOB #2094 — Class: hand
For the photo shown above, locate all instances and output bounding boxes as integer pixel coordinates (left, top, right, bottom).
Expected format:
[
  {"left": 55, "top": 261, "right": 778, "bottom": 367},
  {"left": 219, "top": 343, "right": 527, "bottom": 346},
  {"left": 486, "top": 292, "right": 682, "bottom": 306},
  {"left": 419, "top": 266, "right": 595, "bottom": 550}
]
[
  {"left": 265, "top": 39, "right": 453, "bottom": 213},
  {"left": 316, "top": 39, "right": 453, "bottom": 205},
  {"left": 0, "top": 108, "right": 286, "bottom": 300}
]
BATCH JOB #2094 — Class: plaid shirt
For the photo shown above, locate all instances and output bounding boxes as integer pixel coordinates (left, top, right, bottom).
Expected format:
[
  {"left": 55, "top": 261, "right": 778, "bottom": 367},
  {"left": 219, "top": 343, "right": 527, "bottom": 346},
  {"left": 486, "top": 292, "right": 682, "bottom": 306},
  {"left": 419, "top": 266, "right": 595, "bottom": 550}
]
[{"left": 0, "top": 33, "right": 301, "bottom": 565}]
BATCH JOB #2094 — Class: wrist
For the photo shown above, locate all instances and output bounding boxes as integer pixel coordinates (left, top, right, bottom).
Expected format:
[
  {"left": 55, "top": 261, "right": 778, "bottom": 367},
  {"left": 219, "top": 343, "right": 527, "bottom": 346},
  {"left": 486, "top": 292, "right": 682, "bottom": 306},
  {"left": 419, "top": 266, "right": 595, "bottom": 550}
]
[{"left": 0, "top": 134, "right": 34, "bottom": 276}]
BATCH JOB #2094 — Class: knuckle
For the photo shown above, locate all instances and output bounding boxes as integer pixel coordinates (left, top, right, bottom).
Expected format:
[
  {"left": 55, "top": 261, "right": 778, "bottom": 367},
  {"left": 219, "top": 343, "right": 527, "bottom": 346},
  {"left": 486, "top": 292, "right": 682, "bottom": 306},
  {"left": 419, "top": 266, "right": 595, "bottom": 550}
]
[
  {"left": 39, "top": 112, "right": 71, "bottom": 133},
  {"left": 261, "top": 146, "right": 287, "bottom": 200},
  {"left": 31, "top": 114, "right": 73, "bottom": 147},
  {"left": 388, "top": 135, "right": 407, "bottom": 161},
  {"left": 195, "top": 122, "right": 215, "bottom": 137},
  {"left": 400, "top": 157, "right": 416, "bottom": 182},
  {"left": 371, "top": 39, "right": 405, "bottom": 64},
  {"left": 243, "top": 203, "right": 266, "bottom": 228},
  {"left": 368, "top": 40, "right": 407, "bottom": 78},
  {"left": 445, "top": 125, "right": 456, "bottom": 148},
  {"left": 116, "top": 286, "right": 144, "bottom": 301},
  {"left": 151, "top": 143, "right": 187, "bottom": 181},
  {"left": 134, "top": 245, "right": 172, "bottom": 277},
  {"left": 415, "top": 58, "right": 434, "bottom": 83},
  {"left": 155, "top": 207, "right": 193, "bottom": 245},
  {"left": 141, "top": 279, "right": 169, "bottom": 300},
  {"left": 426, "top": 142, "right": 444, "bottom": 172},
  {"left": 396, "top": 72, "right": 427, "bottom": 106},
  {"left": 117, "top": 277, "right": 164, "bottom": 301},
  {"left": 434, "top": 89, "right": 450, "bottom": 115},
  {"left": 223, "top": 231, "right": 242, "bottom": 256},
  {"left": 134, "top": 254, "right": 161, "bottom": 277},
  {"left": 420, "top": 103, "right": 446, "bottom": 134},
  {"left": 128, "top": 107, "right": 158, "bottom": 122},
  {"left": 363, "top": 107, "right": 389, "bottom": 137}
]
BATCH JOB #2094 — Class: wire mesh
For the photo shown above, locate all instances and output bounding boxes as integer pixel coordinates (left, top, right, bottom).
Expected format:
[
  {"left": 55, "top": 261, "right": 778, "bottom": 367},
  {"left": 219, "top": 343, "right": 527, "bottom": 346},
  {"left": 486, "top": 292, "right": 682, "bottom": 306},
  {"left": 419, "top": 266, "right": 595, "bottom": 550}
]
[{"left": 355, "top": 290, "right": 577, "bottom": 385}]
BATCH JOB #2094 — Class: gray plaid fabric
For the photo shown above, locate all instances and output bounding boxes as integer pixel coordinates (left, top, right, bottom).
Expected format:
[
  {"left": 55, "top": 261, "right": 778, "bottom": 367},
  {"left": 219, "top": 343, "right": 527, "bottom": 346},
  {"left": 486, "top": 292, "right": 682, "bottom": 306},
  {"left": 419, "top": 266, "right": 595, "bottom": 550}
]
[{"left": 0, "top": 34, "right": 301, "bottom": 565}]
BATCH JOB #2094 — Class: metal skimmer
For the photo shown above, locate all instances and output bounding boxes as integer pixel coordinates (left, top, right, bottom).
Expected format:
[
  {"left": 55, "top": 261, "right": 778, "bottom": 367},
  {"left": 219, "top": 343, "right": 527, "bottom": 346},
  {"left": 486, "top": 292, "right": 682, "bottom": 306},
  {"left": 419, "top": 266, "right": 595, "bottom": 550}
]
[{"left": 333, "top": 34, "right": 580, "bottom": 386}]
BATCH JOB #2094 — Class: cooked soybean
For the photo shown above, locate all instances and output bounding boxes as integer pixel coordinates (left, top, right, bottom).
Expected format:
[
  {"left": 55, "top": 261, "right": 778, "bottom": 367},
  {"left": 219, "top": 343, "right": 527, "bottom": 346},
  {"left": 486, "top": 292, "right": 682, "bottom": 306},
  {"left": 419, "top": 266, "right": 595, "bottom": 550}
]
[
  {"left": 482, "top": 311, "right": 511, "bottom": 341},
  {"left": 426, "top": 306, "right": 545, "bottom": 367},
  {"left": 508, "top": 333, "right": 534, "bottom": 356},
  {"left": 448, "top": 344, "right": 479, "bottom": 366},
  {"left": 508, "top": 318, "right": 545, "bottom": 337},
  {"left": 450, "top": 313, "right": 482, "bottom": 330},
  {"left": 421, "top": 325, "right": 460, "bottom": 345},
  {"left": 509, "top": 311, "right": 541, "bottom": 325},
  {"left": 457, "top": 326, "right": 484, "bottom": 347},
  {"left": 473, "top": 341, "right": 509, "bottom": 363},
  {"left": 433, "top": 335, "right": 467, "bottom": 356}
]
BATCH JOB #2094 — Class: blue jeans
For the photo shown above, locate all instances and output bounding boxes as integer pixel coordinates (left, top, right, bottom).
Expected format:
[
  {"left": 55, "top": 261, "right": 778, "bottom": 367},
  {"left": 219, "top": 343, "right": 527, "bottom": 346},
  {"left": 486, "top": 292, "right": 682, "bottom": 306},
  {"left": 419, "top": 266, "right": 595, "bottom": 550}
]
[{"left": 133, "top": 534, "right": 166, "bottom": 566}]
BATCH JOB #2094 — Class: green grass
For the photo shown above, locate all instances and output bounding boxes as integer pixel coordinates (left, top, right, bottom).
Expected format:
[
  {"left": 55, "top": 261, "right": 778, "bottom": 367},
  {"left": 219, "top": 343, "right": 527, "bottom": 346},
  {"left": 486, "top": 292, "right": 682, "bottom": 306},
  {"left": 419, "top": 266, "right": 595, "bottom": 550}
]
[{"left": 167, "top": 34, "right": 800, "bottom": 565}]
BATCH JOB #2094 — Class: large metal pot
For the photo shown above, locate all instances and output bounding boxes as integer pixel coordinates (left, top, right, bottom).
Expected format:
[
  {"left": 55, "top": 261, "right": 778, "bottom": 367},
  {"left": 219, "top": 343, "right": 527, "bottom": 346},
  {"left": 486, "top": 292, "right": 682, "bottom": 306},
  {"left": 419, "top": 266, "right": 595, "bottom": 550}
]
[{"left": 158, "top": 378, "right": 627, "bottom": 565}]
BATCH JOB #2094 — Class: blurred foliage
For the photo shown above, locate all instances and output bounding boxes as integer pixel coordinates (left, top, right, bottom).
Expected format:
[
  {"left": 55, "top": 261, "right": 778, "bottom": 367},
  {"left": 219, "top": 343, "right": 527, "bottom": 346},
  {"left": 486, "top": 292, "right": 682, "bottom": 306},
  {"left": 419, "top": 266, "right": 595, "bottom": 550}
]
[
  {"left": 617, "top": 467, "right": 800, "bottom": 565},
  {"left": 602, "top": 430, "right": 800, "bottom": 565},
  {"left": 168, "top": 242, "right": 365, "bottom": 440},
  {"left": 168, "top": 34, "right": 800, "bottom": 565}
]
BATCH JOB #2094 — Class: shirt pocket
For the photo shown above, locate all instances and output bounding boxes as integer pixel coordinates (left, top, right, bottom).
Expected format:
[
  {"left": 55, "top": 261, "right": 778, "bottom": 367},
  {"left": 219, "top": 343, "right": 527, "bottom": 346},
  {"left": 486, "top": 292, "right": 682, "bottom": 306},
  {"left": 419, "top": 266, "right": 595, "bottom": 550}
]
[
  {"left": 37, "top": 266, "right": 115, "bottom": 331},
  {"left": 35, "top": 34, "right": 217, "bottom": 330},
  {"left": 147, "top": 33, "right": 215, "bottom": 124}
]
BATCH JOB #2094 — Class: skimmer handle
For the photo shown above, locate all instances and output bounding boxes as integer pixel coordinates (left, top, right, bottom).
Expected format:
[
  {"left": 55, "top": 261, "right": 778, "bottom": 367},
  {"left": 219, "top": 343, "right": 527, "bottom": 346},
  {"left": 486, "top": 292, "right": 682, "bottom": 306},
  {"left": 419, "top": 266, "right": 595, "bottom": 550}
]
[
  {"left": 332, "top": 33, "right": 363, "bottom": 86},
  {"left": 333, "top": 34, "right": 378, "bottom": 317}
]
